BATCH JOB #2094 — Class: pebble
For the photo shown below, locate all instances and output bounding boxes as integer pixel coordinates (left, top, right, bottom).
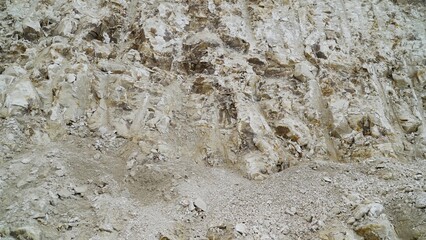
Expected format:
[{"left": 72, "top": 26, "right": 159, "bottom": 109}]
[
  {"left": 285, "top": 207, "right": 297, "bottom": 216},
  {"left": 179, "top": 199, "right": 190, "bottom": 207},
  {"left": 94, "top": 153, "right": 101, "bottom": 160},
  {"left": 368, "top": 203, "right": 384, "bottom": 217},
  {"left": 375, "top": 164, "right": 385, "bottom": 169},
  {"left": 57, "top": 188, "right": 72, "bottom": 199},
  {"left": 99, "top": 222, "right": 114, "bottom": 233},
  {"left": 414, "top": 173, "right": 422, "bottom": 180},
  {"left": 235, "top": 223, "right": 247, "bottom": 234},
  {"left": 381, "top": 172, "right": 393, "bottom": 180},
  {"left": 280, "top": 225, "right": 290, "bottom": 235},
  {"left": 55, "top": 170, "right": 66, "bottom": 177},
  {"left": 347, "top": 217, "right": 356, "bottom": 224},
  {"left": 414, "top": 192, "right": 426, "bottom": 209},
  {"left": 46, "top": 150, "right": 59, "bottom": 158},
  {"left": 353, "top": 204, "right": 370, "bottom": 220},
  {"left": 194, "top": 197, "right": 207, "bottom": 212},
  {"left": 21, "top": 158, "right": 32, "bottom": 164},
  {"left": 74, "top": 185, "right": 88, "bottom": 194},
  {"left": 323, "top": 177, "right": 332, "bottom": 183},
  {"left": 188, "top": 201, "right": 195, "bottom": 211},
  {"left": 17, "top": 179, "right": 28, "bottom": 188},
  {"left": 126, "top": 159, "right": 135, "bottom": 170}
]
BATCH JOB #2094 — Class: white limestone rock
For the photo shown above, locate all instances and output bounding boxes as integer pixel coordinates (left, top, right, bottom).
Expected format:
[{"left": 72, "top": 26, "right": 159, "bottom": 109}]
[
  {"left": 415, "top": 192, "right": 426, "bottom": 209},
  {"left": 294, "top": 61, "right": 316, "bottom": 82},
  {"left": 3, "top": 79, "right": 40, "bottom": 115}
]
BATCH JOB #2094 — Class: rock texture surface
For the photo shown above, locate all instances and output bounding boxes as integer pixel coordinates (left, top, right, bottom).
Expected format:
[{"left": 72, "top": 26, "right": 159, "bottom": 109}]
[{"left": 0, "top": 0, "right": 425, "bottom": 239}]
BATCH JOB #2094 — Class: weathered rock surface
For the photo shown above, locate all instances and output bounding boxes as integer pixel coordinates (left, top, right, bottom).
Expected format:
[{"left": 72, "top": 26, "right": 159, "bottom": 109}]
[
  {"left": 1, "top": 0, "right": 425, "bottom": 177},
  {"left": 0, "top": 0, "right": 425, "bottom": 239}
]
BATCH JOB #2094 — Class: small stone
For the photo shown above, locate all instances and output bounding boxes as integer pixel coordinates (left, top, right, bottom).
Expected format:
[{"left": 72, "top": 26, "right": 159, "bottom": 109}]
[
  {"left": 368, "top": 203, "right": 384, "bottom": 217},
  {"left": 126, "top": 159, "right": 135, "bottom": 170},
  {"left": 31, "top": 212, "right": 46, "bottom": 220},
  {"left": 194, "top": 197, "right": 207, "bottom": 211},
  {"left": 347, "top": 217, "right": 356, "bottom": 224},
  {"left": 74, "top": 185, "right": 88, "bottom": 194},
  {"left": 414, "top": 192, "right": 426, "bottom": 209},
  {"left": 353, "top": 204, "right": 370, "bottom": 220},
  {"left": 317, "top": 220, "right": 325, "bottom": 227},
  {"left": 280, "top": 225, "right": 290, "bottom": 235},
  {"left": 21, "top": 158, "right": 32, "bottom": 164},
  {"left": 55, "top": 170, "right": 66, "bottom": 177},
  {"left": 381, "top": 171, "right": 393, "bottom": 180},
  {"left": 188, "top": 201, "right": 195, "bottom": 211},
  {"left": 323, "top": 177, "right": 332, "bottom": 183},
  {"left": 235, "top": 223, "right": 247, "bottom": 235},
  {"left": 50, "top": 198, "right": 58, "bottom": 206},
  {"left": 46, "top": 149, "right": 59, "bottom": 158},
  {"left": 294, "top": 61, "right": 315, "bottom": 82},
  {"left": 179, "top": 199, "right": 190, "bottom": 207},
  {"left": 414, "top": 173, "right": 422, "bottom": 180},
  {"left": 99, "top": 223, "right": 114, "bottom": 233},
  {"left": 285, "top": 207, "right": 297, "bottom": 216},
  {"left": 94, "top": 153, "right": 101, "bottom": 160},
  {"left": 57, "top": 188, "right": 72, "bottom": 199},
  {"left": 17, "top": 179, "right": 28, "bottom": 188},
  {"left": 375, "top": 164, "right": 385, "bottom": 169}
]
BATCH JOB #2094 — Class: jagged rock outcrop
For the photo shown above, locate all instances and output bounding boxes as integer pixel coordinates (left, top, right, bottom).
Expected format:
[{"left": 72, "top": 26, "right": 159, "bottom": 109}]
[{"left": 0, "top": 0, "right": 425, "bottom": 179}]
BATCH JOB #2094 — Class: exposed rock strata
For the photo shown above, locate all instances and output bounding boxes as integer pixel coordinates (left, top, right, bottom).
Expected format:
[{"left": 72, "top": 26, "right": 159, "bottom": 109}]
[{"left": 0, "top": 0, "right": 425, "bottom": 239}]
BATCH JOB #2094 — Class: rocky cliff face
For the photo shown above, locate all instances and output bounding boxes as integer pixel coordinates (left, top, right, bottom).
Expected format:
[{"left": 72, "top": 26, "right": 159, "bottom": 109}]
[
  {"left": 1, "top": 0, "right": 425, "bottom": 177},
  {"left": 0, "top": 0, "right": 425, "bottom": 239}
]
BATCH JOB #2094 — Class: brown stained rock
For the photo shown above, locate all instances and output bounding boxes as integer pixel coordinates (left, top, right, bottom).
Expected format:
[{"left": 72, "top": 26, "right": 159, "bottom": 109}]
[
  {"left": 355, "top": 223, "right": 393, "bottom": 240},
  {"left": 22, "top": 18, "right": 42, "bottom": 41},
  {"left": 220, "top": 34, "right": 250, "bottom": 53},
  {"left": 207, "top": 224, "right": 236, "bottom": 240},
  {"left": 191, "top": 76, "right": 214, "bottom": 95},
  {"left": 10, "top": 227, "right": 41, "bottom": 240}
]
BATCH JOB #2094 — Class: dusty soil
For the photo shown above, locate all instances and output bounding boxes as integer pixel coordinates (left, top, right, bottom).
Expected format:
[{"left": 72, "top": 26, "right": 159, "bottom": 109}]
[{"left": 0, "top": 118, "right": 425, "bottom": 239}]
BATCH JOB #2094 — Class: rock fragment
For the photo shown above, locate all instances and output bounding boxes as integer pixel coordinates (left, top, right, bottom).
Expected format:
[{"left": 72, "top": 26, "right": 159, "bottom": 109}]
[
  {"left": 323, "top": 177, "right": 332, "bottom": 183},
  {"left": 74, "top": 185, "right": 88, "bottom": 195},
  {"left": 353, "top": 202, "right": 384, "bottom": 220},
  {"left": 22, "top": 18, "right": 42, "bottom": 40},
  {"left": 354, "top": 216, "right": 399, "bottom": 240},
  {"left": 293, "top": 61, "right": 316, "bottom": 82},
  {"left": 285, "top": 207, "right": 297, "bottom": 216},
  {"left": 235, "top": 223, "right": 247, "bottom": 235},
  {"left": 9, "top": 226, "right": 41, "bottom": 240},
  {"left": 367, "top": 203, "right": 384, "bottom": 218},
  {"left": 94, "top": 153, "right": 101, "bottom": 160},
  {"left": 57, "top": 188, "right": 72, "bottom": 199},
  {"left": 414, "top": 192, "right": 426, "bottom": 209},
  {"left": 3, "top": 79, "right": 40, "bottom": 115},
  {"left": 16, "top": 179, "right": 28, "bottom": 188},
  {"left": 194, "top": 197, "right": 207, "bottom": 212},
  {"left": 55, "top": 169, "right": 66, "bottom": 177},
  {"left": 20, "top": 158, "right": 32, "bottom": 164}
]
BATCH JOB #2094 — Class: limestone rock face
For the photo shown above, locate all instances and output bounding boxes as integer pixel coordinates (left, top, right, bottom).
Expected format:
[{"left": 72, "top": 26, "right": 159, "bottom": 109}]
[{"left": 0, "top": 0, "right": 425, "bottom": 178}]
